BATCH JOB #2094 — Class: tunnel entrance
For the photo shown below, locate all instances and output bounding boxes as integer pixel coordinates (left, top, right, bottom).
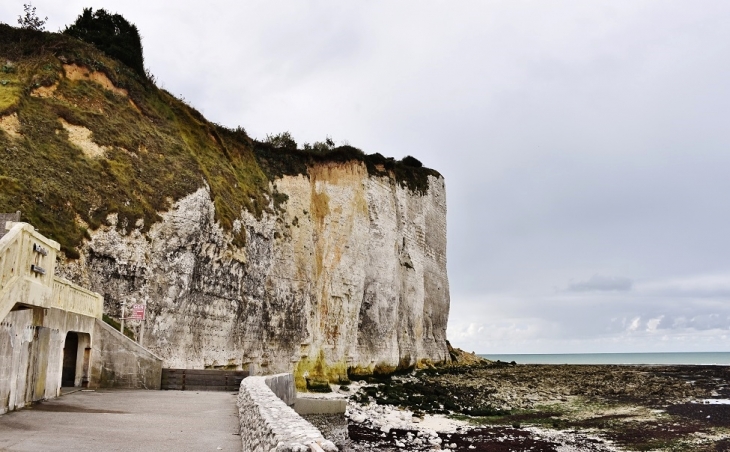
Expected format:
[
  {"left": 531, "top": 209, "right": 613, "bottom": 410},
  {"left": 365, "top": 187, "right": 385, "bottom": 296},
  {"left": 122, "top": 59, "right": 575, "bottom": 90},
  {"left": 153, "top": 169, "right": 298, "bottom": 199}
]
[{"left": 62, "top": 332, "right": 79, "bottom": 387}]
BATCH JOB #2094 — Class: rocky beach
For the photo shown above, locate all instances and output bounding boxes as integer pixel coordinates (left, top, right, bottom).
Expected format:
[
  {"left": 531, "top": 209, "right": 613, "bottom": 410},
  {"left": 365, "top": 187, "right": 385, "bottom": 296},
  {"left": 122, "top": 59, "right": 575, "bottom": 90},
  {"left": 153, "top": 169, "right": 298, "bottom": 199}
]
[{"left": 308, "top": 361, "right": 730, "bottom": 451}]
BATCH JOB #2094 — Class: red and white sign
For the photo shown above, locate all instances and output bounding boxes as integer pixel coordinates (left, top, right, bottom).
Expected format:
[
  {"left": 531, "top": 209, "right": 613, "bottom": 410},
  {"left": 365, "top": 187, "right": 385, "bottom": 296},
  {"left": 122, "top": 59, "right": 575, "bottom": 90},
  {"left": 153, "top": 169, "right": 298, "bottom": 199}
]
[{"left": 128, "top": 304, "right": 146, "bottom": 320}]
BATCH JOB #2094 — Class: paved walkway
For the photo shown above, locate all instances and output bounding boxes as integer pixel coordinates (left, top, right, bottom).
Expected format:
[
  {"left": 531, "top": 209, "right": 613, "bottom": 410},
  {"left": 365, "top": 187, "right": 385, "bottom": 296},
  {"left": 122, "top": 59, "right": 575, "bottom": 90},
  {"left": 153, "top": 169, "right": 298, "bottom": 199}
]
[{"left": 0, "top": 390, "right": 241, "bottom": 451}]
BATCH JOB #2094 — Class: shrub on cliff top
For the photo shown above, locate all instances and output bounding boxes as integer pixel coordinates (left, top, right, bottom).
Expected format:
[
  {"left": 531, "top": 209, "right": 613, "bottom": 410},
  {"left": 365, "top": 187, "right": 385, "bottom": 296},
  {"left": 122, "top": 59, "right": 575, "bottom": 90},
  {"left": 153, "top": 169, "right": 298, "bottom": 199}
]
[
  {"left": 255, "top": 133, "right": 439, "bottom": 195},
  {"left": 401, "top": 155, "right": 422, "bottom": 168},
  {"left": 63, "top": 8, "right": 145, "bottom": 77},
  {"left": 265, "top": 131, "right": 297, "bottom": 150}
]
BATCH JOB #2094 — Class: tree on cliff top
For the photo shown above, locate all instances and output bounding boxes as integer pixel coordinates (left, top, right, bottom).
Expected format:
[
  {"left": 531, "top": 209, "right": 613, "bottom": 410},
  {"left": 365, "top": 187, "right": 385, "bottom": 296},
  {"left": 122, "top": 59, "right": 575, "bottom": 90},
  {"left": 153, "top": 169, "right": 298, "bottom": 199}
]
[
  {"left": 63, "top": 8, "right": 145, "bottom": 77},
  {"left": 17, "top": 3, "right": 47, "bottom": 31}
]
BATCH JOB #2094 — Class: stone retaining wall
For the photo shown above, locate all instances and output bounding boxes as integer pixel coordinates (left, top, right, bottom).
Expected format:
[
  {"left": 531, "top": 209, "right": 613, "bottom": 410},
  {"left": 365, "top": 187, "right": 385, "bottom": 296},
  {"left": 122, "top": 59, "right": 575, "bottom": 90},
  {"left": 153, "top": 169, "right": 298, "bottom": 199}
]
[{"left": 238, "top": 373, "right": 337, "bottom": 452}]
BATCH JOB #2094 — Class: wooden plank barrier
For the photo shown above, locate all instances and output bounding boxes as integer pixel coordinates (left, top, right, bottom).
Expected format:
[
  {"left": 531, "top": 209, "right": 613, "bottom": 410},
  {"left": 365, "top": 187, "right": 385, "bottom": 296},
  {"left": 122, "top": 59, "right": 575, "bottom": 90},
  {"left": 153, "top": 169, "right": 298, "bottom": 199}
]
[{"left": 160, "top": 368, "right": 249, "bottom": 391}]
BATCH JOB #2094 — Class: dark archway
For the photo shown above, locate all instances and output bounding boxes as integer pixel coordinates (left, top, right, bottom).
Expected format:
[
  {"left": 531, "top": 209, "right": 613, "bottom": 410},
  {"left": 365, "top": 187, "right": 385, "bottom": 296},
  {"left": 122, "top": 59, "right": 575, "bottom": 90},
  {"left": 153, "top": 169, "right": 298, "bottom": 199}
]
[{"left": 62, "top": 332, "right": 79, "bottom": 387}]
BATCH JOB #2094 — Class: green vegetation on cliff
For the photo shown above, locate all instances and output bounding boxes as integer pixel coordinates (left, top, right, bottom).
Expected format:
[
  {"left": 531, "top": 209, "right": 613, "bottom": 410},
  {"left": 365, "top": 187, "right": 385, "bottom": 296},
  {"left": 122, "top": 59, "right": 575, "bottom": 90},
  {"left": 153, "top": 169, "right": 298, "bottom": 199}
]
[
  {"left": 63, "top": 8, "right": 146, "bottom": 77},
  {"left": 0, "top": 21, "right": 440, "bottom": 258}
]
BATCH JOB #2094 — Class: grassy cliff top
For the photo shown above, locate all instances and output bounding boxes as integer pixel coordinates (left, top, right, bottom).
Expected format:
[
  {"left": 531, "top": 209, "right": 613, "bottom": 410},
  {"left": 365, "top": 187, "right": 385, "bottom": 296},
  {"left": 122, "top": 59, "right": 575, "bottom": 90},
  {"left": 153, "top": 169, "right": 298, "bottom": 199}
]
[{"left": 0, "top": 24, "right": 440, "bottom": 258}]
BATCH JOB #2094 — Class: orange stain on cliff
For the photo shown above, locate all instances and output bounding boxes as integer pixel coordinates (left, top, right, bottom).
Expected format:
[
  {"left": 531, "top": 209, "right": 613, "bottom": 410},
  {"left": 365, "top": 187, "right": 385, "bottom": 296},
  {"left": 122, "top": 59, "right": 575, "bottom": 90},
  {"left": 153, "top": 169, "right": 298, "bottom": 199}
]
[{"left": 300, "top": 161, "right": 378, "bottom": 350}]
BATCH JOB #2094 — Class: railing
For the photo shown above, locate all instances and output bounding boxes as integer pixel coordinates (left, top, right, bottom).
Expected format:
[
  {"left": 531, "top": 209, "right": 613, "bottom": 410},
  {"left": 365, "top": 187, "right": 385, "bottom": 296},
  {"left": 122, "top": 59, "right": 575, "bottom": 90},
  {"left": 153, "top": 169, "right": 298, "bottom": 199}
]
[
  {"left": 52, "top": 276, "right": 103, "bottom": 319},
  {"left": 0, "top": 225, "right": 22, "bottom": 292},
  {"left": 0, "top": 222, "right": 103, "bottom": 322}
]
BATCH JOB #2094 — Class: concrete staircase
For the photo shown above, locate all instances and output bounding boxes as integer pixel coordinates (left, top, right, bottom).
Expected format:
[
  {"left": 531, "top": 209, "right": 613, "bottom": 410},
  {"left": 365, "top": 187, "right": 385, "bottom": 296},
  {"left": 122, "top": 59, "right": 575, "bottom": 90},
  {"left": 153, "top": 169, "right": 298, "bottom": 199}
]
[{"left": 0, "top": 221, "right": 102, "bottom": 323}]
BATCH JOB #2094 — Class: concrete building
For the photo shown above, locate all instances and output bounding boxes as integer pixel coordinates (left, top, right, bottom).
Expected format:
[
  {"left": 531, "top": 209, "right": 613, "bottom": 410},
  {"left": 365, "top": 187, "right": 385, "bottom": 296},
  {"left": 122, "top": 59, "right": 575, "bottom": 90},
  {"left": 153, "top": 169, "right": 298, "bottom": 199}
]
[{"left": 0, "top": 220, "right": 162, "bottom": 414}]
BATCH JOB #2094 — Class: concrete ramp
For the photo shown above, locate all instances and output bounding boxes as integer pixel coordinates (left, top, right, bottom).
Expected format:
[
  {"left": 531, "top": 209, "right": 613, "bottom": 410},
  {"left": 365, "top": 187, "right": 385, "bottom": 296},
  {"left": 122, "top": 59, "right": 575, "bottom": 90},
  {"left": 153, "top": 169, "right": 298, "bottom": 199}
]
[
  {"left": 91, "top": 319, "right": 162, "bottom": 389},
  {"left": 0, "top": 390, "right": 240, "bottom": 451}
]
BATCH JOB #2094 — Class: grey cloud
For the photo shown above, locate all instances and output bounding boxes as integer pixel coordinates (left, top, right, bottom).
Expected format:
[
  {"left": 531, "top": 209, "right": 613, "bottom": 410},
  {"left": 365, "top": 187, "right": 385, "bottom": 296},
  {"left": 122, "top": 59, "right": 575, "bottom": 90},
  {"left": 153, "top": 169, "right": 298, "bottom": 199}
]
[
  {"left": 568, "top": 275, "right": 633, "bottom": 292},
  {"left": 636, "top": 274, "right": 730, "bottom": 298},
  {"left": 7, "top": 1, "right": 730, "bottom": 353},
  {"left": 449, "top": 291, "right": 730, "bottom": 353},
  {"left": 658, "top": 314, "right": 730, "bottom": 331}
]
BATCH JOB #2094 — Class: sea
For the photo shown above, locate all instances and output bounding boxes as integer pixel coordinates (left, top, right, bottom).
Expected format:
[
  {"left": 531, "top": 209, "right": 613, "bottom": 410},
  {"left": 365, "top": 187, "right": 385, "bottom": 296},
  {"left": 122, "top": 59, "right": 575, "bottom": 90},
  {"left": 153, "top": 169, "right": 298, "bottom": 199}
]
[{"left": 478, "top": 352, "right": 730, "bottom": 365}]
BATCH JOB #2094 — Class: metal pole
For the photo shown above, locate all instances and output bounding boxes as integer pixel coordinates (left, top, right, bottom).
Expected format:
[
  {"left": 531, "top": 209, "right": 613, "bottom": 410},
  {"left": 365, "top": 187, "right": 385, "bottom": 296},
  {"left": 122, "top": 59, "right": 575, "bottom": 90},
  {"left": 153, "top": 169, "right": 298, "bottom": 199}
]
[
  {"left": 139, "top": 305, "right": 145, "bottom": 346},
  {"left": 120, "top": 300, "right": 126, "bottom": 335}
]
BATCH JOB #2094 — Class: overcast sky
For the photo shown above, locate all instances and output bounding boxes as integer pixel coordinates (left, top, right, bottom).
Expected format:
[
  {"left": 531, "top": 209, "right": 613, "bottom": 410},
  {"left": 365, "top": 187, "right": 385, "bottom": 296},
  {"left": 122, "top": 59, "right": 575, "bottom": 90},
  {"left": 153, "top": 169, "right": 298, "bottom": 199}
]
[{"left": 4, "top": 1, "right": 730, "bottom": 354}]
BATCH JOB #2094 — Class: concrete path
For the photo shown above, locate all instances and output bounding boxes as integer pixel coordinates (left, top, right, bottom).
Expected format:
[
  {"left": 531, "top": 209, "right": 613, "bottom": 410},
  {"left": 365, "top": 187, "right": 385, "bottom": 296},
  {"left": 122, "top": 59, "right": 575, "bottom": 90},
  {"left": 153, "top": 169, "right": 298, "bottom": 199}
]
[{"left": 0, "top": 390, "right": 241, "bottom": 451}]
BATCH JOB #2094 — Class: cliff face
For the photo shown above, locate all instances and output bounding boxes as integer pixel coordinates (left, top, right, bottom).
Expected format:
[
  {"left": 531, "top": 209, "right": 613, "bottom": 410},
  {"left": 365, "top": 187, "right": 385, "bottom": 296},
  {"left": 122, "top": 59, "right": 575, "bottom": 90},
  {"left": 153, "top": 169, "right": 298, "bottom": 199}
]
[
  {"left": 60, "top": 161, "right": 450, "bottom": 385},
  {"left": 0, "top": 25, "right": 451, "bottom": 386}
]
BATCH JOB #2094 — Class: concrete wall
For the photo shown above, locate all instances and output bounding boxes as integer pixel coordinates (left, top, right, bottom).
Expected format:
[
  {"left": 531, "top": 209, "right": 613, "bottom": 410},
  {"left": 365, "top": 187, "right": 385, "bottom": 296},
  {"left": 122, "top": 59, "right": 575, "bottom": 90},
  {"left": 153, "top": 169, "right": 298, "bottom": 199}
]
[
  {"left": 0, "top": 222, "right": 103, "bottom": 323},
  {"left": 0, "top": 307, "right": 162, "bottom": 414},
  {"left": 237, "top": 374, "right": 337, "bottom": 452},
  {"left": 264, "top": 373, "right": 296, "bottom": 406},
  {"left": 293, "top": 398, "right": 347, "bottom": 416},
  {"left": 0, "top": 307, "right": 96, "bottom": 414},
  {"left": 264, "top": 373, "right": 347, "bottom": 415},
  {"left": 90, "top": 319, "right": 162, "bottom": 389}
]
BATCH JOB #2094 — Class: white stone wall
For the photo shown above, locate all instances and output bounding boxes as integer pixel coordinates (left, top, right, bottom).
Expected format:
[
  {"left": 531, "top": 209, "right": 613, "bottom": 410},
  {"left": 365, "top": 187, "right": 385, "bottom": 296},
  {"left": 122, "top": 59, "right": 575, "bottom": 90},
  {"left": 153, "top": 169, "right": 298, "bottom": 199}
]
[{"left": 238, "top": 374, "right": 337, "bottom": 452}]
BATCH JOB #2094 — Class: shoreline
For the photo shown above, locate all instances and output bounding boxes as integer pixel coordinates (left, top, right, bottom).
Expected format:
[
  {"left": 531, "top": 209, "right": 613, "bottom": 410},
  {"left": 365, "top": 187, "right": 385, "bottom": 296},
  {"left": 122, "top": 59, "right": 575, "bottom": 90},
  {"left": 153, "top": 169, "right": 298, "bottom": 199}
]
[
  {"left": 479, "top": 352, "right": 730, "bottom": 367},
  {"left": 319, "top": 363, "right": 730, "bottom": 451}
]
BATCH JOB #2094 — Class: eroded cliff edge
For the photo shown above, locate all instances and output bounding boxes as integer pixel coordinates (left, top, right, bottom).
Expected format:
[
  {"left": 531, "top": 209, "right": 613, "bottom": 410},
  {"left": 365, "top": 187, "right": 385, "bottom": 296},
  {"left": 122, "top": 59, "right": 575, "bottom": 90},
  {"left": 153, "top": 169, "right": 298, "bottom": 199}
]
[{"left": 60, "top": 161, "right": 450, "bottom": 387}]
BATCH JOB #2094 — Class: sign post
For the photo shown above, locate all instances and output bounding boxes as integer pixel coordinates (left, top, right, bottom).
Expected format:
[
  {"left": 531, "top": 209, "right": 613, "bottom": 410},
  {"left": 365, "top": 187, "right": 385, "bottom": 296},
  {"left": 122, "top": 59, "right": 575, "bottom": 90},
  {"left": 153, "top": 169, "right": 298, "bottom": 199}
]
[
  {"left": 140, "top": 300, "right": 146, "bottom": 346},
  {"left": 120, "top": 301, "right": 126, "bottom": 335},
  {"left": 128, "top": 303, "right": 146, "bottom": 345}
]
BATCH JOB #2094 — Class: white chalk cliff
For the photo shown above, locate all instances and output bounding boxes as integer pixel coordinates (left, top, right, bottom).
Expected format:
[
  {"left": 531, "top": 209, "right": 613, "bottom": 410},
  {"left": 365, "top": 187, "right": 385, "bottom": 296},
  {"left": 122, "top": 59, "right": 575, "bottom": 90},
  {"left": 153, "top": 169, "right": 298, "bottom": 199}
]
[{"left": 60, "top": 160, "right": 450, "bottom": 387}]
